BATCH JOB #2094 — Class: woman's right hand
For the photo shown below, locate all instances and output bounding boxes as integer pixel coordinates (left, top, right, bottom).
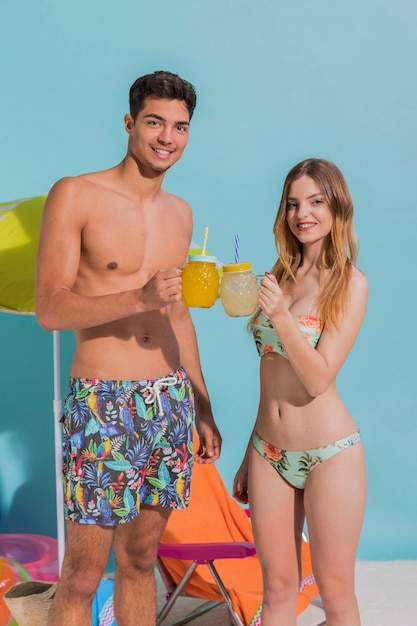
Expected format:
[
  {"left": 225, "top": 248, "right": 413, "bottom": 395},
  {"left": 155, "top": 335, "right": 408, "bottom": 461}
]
[
  {"left": 233, "top": 460, "right": 249, "bottom": 504},
  {"left": 259, "top": 271, "right": 286, "bottom": 318}
]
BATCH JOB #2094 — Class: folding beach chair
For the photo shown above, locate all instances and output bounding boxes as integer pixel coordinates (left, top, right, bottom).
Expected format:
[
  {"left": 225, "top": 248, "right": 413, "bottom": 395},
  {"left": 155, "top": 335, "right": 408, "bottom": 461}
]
[
  {"left": 156, "top": 432, "right": 320, "bottom": 625},
  {"left": 157, "top": 541, "right": 256, "bottom": 626}
]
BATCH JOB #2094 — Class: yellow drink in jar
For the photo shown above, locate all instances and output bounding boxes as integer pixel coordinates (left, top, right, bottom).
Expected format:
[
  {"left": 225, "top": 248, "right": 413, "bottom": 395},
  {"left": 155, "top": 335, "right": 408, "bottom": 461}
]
[
  {"left": 220, "top": 262, "right": 259, "bottom": 316},
  {"left": 182, "top": 254, "right": 219, "bottom": 308}
]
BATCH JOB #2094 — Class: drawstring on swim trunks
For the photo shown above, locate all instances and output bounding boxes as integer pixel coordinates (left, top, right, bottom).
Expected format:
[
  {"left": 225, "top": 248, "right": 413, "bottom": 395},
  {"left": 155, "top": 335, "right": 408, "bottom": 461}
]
[{"left": 144, "top": 375, "right": 178, "bottom": 416}]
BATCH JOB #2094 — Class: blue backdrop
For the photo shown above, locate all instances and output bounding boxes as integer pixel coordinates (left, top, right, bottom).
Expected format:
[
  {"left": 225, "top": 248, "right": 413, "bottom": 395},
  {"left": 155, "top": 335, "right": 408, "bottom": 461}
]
[{"left": 1, "top": 0, "right": 416, "bottom": 560}]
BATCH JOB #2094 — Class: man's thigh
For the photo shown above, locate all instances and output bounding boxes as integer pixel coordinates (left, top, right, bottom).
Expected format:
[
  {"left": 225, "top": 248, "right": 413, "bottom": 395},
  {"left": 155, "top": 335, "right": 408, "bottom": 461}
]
[
  {"left": 113, "top": 505, "right": 172, "bottom": 567},
  {"left": 63, "top": 520, "right": 114, "bottom": 575}
]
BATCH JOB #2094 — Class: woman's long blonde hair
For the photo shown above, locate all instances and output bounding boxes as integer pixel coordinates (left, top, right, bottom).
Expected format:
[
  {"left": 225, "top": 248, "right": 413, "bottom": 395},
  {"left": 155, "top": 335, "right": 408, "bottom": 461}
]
[{"left": 253, "top": 158, "right": 358, "bottom": 328}]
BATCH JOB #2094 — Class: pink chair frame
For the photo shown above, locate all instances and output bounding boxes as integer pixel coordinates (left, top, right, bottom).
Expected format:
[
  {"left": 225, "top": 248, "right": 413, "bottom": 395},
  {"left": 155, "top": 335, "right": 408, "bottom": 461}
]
[{"left": 156, "top": 541, "right": 257, "bottom": 626}]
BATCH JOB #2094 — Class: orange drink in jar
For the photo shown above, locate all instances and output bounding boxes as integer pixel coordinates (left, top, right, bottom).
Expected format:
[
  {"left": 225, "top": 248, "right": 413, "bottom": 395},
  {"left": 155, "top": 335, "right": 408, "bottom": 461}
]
[{"left": 182, "top": 254, "right": 219, "bottom": 308}]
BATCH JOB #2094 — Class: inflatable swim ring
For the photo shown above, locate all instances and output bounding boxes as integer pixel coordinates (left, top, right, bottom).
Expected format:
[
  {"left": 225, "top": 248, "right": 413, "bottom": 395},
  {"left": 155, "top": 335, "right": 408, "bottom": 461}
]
[
  {"left": 0, "top": 534, "right": 59, "bottom": 582},
  {"left": 0, "top": 556, "right": 31, "bottom": 625}
]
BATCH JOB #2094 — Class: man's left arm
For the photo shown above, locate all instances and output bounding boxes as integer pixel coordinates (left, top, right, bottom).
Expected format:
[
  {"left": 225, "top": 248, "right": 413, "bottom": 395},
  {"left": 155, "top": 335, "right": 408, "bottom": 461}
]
[{"left": 169, "top": 300, "right": 222, "bottom": 463}]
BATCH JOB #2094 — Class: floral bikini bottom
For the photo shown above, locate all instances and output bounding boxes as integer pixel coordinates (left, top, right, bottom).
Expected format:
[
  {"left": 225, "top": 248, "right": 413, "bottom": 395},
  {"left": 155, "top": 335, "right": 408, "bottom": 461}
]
[{"left": 252, "top": 430, "right": 361, "bottom": 489}]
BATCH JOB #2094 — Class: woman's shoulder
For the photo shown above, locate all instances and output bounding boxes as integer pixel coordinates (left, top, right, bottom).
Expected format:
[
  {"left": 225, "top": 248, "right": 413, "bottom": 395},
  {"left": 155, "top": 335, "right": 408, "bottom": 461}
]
[{"left": 349, "top": 265, "right": 368, "bottom": 299}]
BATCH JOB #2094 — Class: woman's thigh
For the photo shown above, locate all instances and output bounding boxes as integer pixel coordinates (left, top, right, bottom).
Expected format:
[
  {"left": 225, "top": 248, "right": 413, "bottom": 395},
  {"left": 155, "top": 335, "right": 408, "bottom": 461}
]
[
  {"left": 304, "top": 442, "right": 367, "bottom": 584},
  {"left": 248, "top": 445, "right": 304, "bottom": 578}
]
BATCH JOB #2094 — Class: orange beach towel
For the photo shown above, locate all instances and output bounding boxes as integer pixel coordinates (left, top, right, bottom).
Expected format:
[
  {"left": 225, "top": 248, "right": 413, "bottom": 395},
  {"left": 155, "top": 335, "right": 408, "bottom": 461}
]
[{"left": 159, "top": 437, "right": 319, "bottom": 624}]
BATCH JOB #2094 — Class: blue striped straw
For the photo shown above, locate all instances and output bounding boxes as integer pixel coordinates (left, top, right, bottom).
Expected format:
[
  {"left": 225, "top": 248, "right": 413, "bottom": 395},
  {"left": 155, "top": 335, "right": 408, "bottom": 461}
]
[{"left": 234, "top": 234, "right": 240, "bottom": 264}]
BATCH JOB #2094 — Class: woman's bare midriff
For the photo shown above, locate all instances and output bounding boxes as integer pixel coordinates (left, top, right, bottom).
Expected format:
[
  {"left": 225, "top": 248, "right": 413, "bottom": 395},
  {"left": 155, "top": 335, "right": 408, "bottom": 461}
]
[
  {"left": 70, "top": 309, "right": 181, "bottom": 380},
  {"left": 256, "top": 354, "right": 358, "bottom": 451}
]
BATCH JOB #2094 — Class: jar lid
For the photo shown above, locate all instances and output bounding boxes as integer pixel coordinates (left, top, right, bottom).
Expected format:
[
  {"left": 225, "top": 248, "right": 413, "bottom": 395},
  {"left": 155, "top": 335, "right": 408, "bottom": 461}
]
[
  {"left": 222, "top": 262, "right": 252, "bottom": 272},
  {"left": 188, "top": 253, "right": 217, "bottom": 263}
]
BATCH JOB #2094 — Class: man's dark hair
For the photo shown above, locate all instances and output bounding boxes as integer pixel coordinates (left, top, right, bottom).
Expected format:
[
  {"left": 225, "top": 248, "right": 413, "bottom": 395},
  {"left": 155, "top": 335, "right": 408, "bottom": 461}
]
[{"left": 129, "top": 70, "right": 197, "bottom": 121}]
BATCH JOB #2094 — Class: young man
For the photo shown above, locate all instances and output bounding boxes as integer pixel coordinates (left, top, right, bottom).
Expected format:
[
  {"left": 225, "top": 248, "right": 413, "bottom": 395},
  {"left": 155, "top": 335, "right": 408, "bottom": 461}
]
[{"left": 36, "top": 70, "right": 222, "bottom": 626}]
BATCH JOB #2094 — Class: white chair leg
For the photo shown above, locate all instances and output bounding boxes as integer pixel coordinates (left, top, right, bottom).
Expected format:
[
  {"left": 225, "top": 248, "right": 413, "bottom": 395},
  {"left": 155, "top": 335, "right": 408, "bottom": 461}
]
[
  {"left": 156, "top": 561, "right": 199, "bottom": 625},
  {"left": 206, "top": 562, "right": 245, "bottom": 626}
]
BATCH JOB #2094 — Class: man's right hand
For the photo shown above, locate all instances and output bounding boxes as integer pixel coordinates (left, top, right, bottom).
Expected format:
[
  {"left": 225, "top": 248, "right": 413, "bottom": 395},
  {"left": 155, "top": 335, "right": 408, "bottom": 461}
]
[{"left": 141, "top": 268, "right": 183, "bottom": 309}]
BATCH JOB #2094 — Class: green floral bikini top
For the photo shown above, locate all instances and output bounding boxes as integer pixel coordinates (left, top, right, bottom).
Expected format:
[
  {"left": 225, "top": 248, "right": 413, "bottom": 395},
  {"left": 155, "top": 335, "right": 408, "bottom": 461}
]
[{"left": 251, "top": 310, "right": 324, "bottom": 359}]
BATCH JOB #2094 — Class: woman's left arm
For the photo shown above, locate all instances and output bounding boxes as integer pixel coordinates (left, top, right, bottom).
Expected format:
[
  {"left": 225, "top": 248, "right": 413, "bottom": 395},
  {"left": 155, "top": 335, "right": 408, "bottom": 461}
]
[{"left": 263, "top": 270, "right": 368, "bottom": 396}]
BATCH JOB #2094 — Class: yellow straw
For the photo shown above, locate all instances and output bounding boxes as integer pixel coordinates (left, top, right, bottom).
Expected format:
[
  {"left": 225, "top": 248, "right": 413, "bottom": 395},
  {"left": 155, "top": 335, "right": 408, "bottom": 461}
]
[{"left": 201, "top": 226, "right": 209, "bottom": 255}]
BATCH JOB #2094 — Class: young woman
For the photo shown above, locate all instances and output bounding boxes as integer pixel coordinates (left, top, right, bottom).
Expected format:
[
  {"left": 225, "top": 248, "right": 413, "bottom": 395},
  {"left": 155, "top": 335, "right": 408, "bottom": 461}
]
[{"left": 233, "top": 158, "right": 368, "bottom": 626}]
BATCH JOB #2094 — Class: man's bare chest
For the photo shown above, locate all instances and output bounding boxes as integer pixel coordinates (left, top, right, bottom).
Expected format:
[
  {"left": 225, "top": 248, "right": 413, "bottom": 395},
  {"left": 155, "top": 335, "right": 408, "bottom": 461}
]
[{"left": 79, "top": 205, "right": 190, "bottom": 276}]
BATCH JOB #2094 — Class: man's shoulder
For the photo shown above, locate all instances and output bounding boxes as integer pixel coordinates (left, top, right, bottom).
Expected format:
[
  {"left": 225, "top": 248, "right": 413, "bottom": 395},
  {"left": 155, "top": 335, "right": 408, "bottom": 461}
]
[
  {"left": 49, "top": 169, "right": 115, "bottom": 201},
  {"left": 50, "top": 173, "right": 93, "bottom": 195},
  {"left": 161, "top": 188, "right": 192, "bottom": 214},
  {"left": 43, "top": 174, "right": 107, "bottom": 224}
]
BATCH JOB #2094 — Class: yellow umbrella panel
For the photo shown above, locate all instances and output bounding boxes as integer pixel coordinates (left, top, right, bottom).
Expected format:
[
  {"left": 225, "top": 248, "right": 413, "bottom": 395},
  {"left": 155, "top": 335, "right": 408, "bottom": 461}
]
[{"left": 0, "top": 195, "right": 47, "bottom": 314}]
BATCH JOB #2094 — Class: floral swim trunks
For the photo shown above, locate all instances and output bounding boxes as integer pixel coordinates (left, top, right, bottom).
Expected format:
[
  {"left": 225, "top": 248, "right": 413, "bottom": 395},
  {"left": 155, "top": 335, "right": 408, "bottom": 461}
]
[{"left": 62, "top": 367, "right": 195, "bottom": 525}]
